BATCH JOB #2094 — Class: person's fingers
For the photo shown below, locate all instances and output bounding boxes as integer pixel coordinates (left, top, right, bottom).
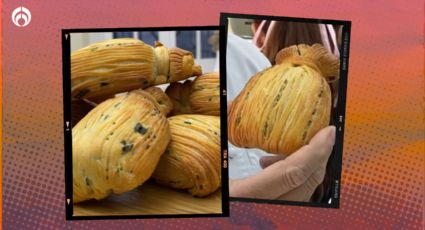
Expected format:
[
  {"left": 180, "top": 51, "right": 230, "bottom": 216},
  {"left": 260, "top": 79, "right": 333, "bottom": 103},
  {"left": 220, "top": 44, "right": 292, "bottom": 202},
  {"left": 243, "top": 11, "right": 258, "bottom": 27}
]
[
  {"left": 282, "top": 126, "right": 336, "bottom": 179},
  {"left": 277, "top": 161, "right": 327, "bottom": 201},
  {"left": 259, "top": 155, "right": 286, "bottom": 169},
  {"left": 229, "top": 126, "right": 335, "bottom": 199},
  {"left": 229, "top": 159, "right": 302, "bottom": 199}
]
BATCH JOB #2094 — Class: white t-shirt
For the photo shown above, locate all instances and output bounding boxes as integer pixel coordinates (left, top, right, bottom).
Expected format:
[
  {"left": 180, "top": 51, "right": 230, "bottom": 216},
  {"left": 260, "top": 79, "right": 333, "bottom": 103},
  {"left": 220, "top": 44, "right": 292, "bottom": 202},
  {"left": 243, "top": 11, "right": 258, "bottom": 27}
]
[{"left": 215, "top": 33, "right": 274, "bottom": 180}]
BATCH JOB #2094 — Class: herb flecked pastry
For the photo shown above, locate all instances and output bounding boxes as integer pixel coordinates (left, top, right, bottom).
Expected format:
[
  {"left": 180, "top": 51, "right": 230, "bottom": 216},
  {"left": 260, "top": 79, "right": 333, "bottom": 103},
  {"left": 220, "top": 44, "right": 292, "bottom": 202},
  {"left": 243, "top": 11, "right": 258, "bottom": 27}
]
[
  {"left": 71, "top": 38, "right": 202, "bottom": 101},
  {"left": 72, "top": 92, "right": 171, "bottom": 203},
  {"left": 190, "top": 72, "right": 220, "bottom": 116},
  {"left": 228, "top": 44, "right": 339, "bottom": 155},
  {"left": 141, "top": 86, "right": 173, "bottom": 116},
  {"left": 153, "top": 115, "right": 221, "bottom": 197},
  {"left": 165, "top": 80, "right": 193, "bottom": 115},
  {"left": 166, "top": 72, "right": 220, "bottom": 115}
]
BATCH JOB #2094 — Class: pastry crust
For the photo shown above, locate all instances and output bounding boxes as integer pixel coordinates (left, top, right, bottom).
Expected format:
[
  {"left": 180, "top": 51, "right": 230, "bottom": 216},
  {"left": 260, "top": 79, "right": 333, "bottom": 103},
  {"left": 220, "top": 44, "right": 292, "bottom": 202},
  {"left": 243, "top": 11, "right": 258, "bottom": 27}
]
[
  {"left": 228, "top": 44, "right": 337, "bottom": 155},
  {"left": 140, "top": 86, "right": 173, "bottom": 116},
  {"left": 153, "top": 115, "right": 221, "bottom": 197},
  {"left": 165, "top": 80, "right": 193, "bottom": 115},
  {"left": 71, "top": 38, "right": 202, "bottom": 101},
  {"left": 166, "top": 72, "right": 220, "bottom": 116},
  {"left": 72, "top": 92, "right": 170, "bottom": 203},
  {"left": 190, "top": 72, "right": 220, "bottom": 116},
  {"left": 81, "top": 87, "right": 173, "bottom": 116},
  {"left": 275, "top": 44, "right": 340, "bottom": 82}
]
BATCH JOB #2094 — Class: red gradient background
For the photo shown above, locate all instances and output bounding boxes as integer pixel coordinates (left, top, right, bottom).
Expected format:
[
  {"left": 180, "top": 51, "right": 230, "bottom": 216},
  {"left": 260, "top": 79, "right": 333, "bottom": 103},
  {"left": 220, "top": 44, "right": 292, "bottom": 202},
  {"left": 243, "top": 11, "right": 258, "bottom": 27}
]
[{"left": 2, "top": 0, "right": 424, "bottom": 229}]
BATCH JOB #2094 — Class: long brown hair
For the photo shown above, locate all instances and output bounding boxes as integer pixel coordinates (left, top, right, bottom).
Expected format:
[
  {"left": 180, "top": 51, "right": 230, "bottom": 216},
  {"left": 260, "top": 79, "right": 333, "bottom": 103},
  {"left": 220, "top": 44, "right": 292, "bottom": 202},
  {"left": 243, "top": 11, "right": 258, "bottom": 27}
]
[{"left": 254, "top": 21, "right": 334, "bottom": 64}]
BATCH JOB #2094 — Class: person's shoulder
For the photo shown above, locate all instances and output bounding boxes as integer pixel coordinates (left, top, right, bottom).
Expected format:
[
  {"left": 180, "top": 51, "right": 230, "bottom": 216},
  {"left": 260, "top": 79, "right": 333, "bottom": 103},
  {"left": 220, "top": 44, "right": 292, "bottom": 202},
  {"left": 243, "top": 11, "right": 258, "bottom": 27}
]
[
  {"left": 227, "top": 33, "right": 255, "bottom": 50},
  {"left": 227, "top": 33, "right": 271, "bottom": 67}
]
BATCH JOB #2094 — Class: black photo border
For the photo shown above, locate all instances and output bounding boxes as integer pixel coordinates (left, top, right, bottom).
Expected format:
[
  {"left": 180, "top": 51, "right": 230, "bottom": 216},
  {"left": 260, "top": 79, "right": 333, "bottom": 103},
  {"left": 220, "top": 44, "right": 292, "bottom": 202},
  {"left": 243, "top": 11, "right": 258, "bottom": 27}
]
[
  {"left": 62, "top": 25, "right": 229, "bottom": 220},
  {"left": 220, "top": 12, "right": 351, "bottom": 209}
]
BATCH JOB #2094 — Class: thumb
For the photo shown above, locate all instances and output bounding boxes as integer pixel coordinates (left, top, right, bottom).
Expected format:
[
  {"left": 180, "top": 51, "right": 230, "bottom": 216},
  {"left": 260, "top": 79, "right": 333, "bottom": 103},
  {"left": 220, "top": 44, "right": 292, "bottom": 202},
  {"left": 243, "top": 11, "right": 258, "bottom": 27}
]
[
  {"left": 259, "top": 155, "right": 286, "bottom": 169},
  {"left": 230, "top": 126, "right": 335, "bottom": 199}
]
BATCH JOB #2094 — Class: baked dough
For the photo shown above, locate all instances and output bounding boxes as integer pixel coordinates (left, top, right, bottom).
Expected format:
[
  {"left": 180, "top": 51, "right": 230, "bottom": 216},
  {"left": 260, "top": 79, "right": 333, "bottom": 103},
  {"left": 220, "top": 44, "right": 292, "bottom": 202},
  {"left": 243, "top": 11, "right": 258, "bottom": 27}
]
[
  {"left": 190, "top": 72, "right": 220, "bottom": 115},
  {"left": 72, "top": 92, "right": 170, "bottom": 203},
  {"left": 71, "top": 39, "right": 202, "bottom": 101},
  {"left": 165, "top": 80, "right": 193, "bottom": 115},
  {"left": 77, "top": 86, "right": 173, "bottom": 116},
  {"left": 140, "top": 86, "right": 173, "bottom": 116},
  {"left": 153, "top": 114, "right": 221, "bottom": 197},
  {"left": 228, "top": 44, "right": 339, "bottom": 155},
  {"left": 166, "top": 72, "right": 220, "bottom": 116}
]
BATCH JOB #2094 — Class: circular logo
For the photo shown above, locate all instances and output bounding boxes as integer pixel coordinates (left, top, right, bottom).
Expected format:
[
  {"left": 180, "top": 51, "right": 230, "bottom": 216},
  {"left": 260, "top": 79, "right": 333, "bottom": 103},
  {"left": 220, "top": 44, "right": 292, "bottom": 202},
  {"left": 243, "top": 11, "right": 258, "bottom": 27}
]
[{"left": 12, "top": 6, "right": 31, "bottom": 27}]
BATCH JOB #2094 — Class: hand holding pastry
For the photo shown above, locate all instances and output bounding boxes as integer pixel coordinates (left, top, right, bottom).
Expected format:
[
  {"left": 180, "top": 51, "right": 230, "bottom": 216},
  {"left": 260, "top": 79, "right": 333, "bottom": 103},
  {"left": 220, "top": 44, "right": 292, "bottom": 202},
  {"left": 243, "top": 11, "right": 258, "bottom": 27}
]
[
  {"left": 229, "top": 126, "right": 335, "bottom": 201},
  {"left": 228, "top": 44, "right": 339, "bottom": 155}
]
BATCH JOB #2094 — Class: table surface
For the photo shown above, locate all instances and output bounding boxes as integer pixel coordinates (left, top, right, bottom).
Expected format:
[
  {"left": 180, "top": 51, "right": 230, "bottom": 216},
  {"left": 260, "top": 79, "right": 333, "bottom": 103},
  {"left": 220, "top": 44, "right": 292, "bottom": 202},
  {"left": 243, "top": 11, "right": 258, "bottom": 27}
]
[{"left": 73, "top": 181, "right": 222, "bottom": 216}]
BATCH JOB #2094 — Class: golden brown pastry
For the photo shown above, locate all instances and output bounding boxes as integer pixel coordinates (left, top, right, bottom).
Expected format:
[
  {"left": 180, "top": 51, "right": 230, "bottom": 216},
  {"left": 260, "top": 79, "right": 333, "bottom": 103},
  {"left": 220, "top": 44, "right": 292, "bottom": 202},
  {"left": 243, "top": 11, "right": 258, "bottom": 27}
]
[
  {"left": 72, "top": 92, "right": 170, "bottom": 203},
  {"left": 228, "top": 44, "right": 339, "bottom": 155},
  {"left": 190, "top": 72, "right": 220, "bottom": 115},
  {"left": 71, "top": 38, "right": 202, "bottom": 101},
  {"left": 275, "top": 44, "right": 340, "bottom": 82},
  {"left": 165, "top": 80, "right": 193, "bottom": 115},
  {"left": 83, "top": 86, "right": 173, "bottom": 115},
  {"left": 153, "top": 115, "right": 221, "bottom": 197},
  {"left": 141, "top": 87, "right": 173, "bottom": 116},
  {"left": 166, "top": 72, "right": 220, "bottom": 115}
]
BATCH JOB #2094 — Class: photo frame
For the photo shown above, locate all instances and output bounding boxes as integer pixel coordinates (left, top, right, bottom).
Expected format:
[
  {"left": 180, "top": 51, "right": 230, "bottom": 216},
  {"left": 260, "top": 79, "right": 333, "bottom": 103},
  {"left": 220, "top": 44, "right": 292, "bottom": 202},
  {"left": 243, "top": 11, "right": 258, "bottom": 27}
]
[
  {"left": 62, "top": 25, "right": 229, "bottom": 220},
  {"left": 221, "top": 13, "right": 351, "bottom": 208}
]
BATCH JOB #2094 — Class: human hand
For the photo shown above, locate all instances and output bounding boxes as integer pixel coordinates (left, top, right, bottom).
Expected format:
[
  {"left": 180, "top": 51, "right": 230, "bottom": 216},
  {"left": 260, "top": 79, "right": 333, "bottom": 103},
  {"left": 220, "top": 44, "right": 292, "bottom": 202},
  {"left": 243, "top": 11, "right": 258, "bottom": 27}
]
[{"left": 229, "top": 126, "right": 336, "bottom": 202}]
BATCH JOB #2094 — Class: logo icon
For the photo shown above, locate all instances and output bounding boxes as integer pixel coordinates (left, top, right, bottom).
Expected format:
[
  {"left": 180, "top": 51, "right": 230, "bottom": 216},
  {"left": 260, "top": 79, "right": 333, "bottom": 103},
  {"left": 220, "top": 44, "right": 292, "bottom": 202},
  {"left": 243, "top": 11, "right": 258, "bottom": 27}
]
[{"left": 12, "top": 6, "right": 31, "bottom": 27}]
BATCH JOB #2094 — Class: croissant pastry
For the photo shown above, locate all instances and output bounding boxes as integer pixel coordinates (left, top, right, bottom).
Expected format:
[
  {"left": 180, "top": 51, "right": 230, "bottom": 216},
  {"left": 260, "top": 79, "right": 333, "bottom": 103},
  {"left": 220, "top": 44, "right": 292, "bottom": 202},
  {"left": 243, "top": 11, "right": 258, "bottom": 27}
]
[
  {"left": 71, "top": 38, "right": 202, "bottom": 101},
  {"left": 71, "top": 87, "right": 172, "bottom": 128},
  {"left": 190, "top": 72, "right": 220, "bottom": 115},
  {"left": 153, "top": 114, "right": 221, "bottom": 197},
  {"left": 136, "top": 87, "right": 173, "bottom": 116},
  {"left": 166, "top": 72, "right": 220, "bottom": 115},
  {"left": 72, "top": 92, "right": 170, "bottom": 203},
  {"left": 228, "top": 44, "right": 339, "bottom": 155},
  {"left": 165, "top": 80, "right": 193, "bottom": 115}
]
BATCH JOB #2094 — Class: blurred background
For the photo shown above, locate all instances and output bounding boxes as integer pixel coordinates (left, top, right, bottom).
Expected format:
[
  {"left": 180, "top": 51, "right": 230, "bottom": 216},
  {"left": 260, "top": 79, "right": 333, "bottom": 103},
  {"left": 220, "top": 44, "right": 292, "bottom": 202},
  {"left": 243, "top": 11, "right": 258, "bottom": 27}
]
[
  {"left": 70, "top": 30, "right": 219, "bottom": 73},
  {"left": 228, "top": 18, "right": 255, "bottom": 39},
  {"left": 227, "top": 18, "right": 342, "bottom": 52}
]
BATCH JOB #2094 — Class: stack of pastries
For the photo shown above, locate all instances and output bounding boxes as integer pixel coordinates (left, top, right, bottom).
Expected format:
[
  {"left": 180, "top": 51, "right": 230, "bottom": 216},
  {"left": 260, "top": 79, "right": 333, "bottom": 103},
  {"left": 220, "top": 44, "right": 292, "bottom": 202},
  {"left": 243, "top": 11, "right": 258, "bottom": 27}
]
[{"left": 71, "top": 38, "right": 222, "bottom": 203}]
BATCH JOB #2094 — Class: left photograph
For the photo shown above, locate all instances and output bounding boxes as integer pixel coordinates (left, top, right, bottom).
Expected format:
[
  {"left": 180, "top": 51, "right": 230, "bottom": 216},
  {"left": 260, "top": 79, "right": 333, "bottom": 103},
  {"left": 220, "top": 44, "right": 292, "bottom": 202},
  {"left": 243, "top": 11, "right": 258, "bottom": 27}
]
[{"left": 62, "top": 27, "right": 227, "bottom": 219}]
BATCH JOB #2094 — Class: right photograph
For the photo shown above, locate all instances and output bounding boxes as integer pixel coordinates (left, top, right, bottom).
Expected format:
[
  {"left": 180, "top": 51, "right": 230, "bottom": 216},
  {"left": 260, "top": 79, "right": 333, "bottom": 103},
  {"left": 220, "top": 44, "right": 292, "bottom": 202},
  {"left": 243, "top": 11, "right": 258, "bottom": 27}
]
[{"left": 221, "top": 13, "right": 351, "bottom": 207}]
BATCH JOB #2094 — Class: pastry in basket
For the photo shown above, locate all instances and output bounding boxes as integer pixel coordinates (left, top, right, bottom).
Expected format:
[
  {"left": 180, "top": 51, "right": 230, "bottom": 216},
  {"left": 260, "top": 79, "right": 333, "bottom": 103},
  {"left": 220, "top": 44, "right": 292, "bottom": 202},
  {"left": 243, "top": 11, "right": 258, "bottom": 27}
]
[
  {"left": 153, "top": 114, "right": 221, "bottom": 197},
  {"left": 190, "top": 72, "right": 220, "bottom": 116},
  {"left": 72, "top": 92, "right": 170, "bottom": 203},
  {"left": 71, "top": 38, "right": 202, "bottom": 101},
  {"left": 228, "top": 44, "right": 339, "bottom": 155}
]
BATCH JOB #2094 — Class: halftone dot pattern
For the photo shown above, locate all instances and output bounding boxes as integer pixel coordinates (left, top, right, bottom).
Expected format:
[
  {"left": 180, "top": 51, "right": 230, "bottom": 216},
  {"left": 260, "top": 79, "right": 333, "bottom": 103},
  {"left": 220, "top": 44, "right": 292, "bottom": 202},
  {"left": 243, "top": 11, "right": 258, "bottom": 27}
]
[{"left": 2, "top": 0, "right": 423, "bottom": 229}]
